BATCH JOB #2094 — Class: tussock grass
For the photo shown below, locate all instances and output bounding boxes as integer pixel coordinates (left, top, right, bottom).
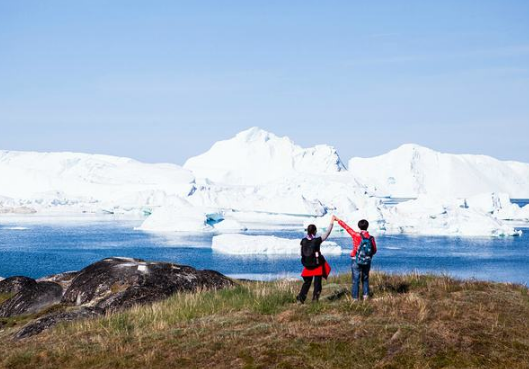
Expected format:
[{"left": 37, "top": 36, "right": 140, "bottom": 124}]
[{"left": 1, "top": 273, "right": 529, "bottom": 368}]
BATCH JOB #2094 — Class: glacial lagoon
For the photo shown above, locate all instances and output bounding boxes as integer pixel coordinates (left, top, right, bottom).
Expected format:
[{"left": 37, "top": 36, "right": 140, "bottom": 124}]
[{"left": 1, "top": 214, "right": 528, "bottom": 285}]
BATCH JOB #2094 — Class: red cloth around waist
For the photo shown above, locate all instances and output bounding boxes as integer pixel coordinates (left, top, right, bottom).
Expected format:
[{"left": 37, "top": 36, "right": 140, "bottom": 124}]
[{"left": 301, "top": 261, "right": 331, "bottom": 278}]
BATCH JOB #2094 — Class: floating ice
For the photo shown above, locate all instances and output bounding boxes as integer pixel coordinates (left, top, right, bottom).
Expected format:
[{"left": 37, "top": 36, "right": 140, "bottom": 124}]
[
  {"left": 136, "top": 198, "right": 223, "bottom": 232},
  {"left": 1, "top": 129, "right": 527, "bottom": 237},
  {"left": 348, "top": 144, "right": 529, "bottom": 198},
  {"left": 212, "top": 234, "right": 343, "bottom": 255},
  {"left": 184, "top": 127, "right": 345, "bottom": 185},
  {"left": 466, "top": 193, "right": 529, "bottom": 221},
  {"left": 381, "top": 196, "right": 521, "bottom": 237},
  {"left": 0, "top": 150, "right": 195, "bottom": 213}
]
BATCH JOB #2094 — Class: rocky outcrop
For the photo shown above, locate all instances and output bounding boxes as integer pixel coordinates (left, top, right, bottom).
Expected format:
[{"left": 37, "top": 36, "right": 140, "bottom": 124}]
[
  {"left": 3, "top": 257, "right": 235, "bottom": 339},
  {"left": 0, "top": 276, "right": 37, "bottom": 294},
  {"left": 15, "top": 307, "right": 102, "bottom": 339},
  {"left": 37, "top": 271, "right": 79, "bottom": 291},
  {"left": 0, "top": 282, "right": 63, "bottom": 318},
  {"left": 62, "top": 257, "right": 234, "bottom": 311}
]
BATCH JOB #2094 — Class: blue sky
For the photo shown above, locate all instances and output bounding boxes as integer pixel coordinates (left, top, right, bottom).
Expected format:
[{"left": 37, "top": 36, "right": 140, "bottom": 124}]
[{"left": 1, "top": 1, "right": 528, "bottom": 164}]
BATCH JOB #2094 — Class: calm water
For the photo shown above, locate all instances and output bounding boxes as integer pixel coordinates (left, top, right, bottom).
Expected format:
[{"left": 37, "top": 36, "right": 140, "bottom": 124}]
[{"left": 0, "top": 216, "right": 528, "bottom": 285}]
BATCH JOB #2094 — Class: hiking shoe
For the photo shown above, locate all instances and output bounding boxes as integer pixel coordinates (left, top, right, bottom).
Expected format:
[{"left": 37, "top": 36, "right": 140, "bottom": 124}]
[{"left": 296, "top": 295, "right": 305, "bottom": 304}]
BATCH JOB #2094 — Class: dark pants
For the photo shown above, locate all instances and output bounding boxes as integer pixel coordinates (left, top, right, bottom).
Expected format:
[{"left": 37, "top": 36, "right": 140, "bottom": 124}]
[
  {"left": 298, "top": 275, "right": 322, "bottom": 302},
  {"left": 352, "top": 260, "right": 371, "bottom": 299}
]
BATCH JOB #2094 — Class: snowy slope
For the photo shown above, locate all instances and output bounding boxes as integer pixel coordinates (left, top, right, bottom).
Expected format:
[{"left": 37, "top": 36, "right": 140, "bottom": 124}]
[
  {"left": 0, "top": 150, "right": 195, "bottom": 212},
  {"left": 348, "top": 144, "right": 529, "bottom": 198},
  {"left": 184, "top": 127, "right": 346, "bottom": 185}
]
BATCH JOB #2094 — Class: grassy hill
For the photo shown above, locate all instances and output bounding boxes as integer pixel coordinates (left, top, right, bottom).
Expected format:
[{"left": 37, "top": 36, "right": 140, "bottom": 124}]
[{"left": 1, "top": 272, "right": 529, "bottom": 368}]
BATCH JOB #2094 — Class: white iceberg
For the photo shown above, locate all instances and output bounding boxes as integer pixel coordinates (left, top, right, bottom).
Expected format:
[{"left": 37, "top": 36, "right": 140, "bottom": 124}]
[
  {"left": 188, "top": 181, "right": 327, "bottom": 217},
  {"left": 213, "top": 219, "right": 248, "bottom": 232},
  {"left": 136, "top": 198, "right": 223, "bottom": 232},
  {"left": 381, "top": 196, "right": 521, "bottom": 237},
  {"left": 1, "top": 128, "right": 527, "bottom": 238},
  {"left": 0, "top": 150, "right": 195, "bottom": 213},
  {"left": 465, "top": 193, "right": 529, "bottom": 221},
  {"left": 212, "top": 234, "right": 343, "bottom": 255},
  {"left": 348, "top": 144, "right": 529, "bottom": 198},
  {"left": 184, "top": 127, "right": 346, "bottom": 186}
]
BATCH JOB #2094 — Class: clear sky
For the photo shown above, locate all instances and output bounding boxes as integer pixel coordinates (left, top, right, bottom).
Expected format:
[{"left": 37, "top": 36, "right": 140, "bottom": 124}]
[{"left": 1, "top": 1, "right": 528, "bottom": 164}]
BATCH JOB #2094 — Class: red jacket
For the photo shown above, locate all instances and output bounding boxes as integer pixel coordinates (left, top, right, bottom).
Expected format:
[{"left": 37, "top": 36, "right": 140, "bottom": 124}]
[{"left": 338, "top": 220, "right": 377, "bottom": 258}]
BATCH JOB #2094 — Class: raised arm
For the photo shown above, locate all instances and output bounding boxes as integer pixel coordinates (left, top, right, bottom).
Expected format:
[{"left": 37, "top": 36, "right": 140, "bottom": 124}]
[
  {"left": 321, "top": 220, "right": 334, "bottom": 242},
  {"left": 336, "top": 218, "right": 358, "bottom": 238}
]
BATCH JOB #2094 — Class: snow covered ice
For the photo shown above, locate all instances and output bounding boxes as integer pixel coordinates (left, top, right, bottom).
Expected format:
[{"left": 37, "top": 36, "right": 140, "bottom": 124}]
[
  {"left": 381, "top": 195, "right": 522, "bottom": 237},
  {"left": 348, "top": 144, "right": 529, "bottom": 198},
  {"left": 184, "top": 127, "right": 346, "bottom": 186},
  {"left": 0, "top": 150, "right": 195, "bottom": 214},
  {"left": 1, "top": 128, "right": 528, "bottom": 238},
  {"left": 212, "top": 234, "right": 343, "bottom": 255}
]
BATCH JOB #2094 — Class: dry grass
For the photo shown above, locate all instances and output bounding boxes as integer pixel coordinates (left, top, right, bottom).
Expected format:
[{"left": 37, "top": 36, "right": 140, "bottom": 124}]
[{"left": 1, "top": 272, "right": 529, "bottom": 368}]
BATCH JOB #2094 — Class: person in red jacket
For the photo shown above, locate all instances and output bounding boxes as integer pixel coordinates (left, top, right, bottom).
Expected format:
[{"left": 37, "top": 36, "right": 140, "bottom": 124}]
[
  {"left": 336, "top": 218, "right": 377, "bottom": 300},
  {"left": 296, "top": 217, "right": 335, "bottom": 303}
]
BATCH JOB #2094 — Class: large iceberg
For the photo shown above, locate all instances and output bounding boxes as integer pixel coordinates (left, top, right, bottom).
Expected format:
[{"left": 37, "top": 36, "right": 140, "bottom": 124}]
[
  {"left": 212, "top": 234, "right": 343, "bottom": 255},
  {"left": 1, "top": 128, "right": 527, "bottom": 237},
  {"left": 184, "top": 127, "right": 346, "bottom": 186},
  {"left": 0, "top": 150, "right": 195, "bottom": 214},
  {"left": 348, "top": 144, "right": 529, "bottom": 198}
]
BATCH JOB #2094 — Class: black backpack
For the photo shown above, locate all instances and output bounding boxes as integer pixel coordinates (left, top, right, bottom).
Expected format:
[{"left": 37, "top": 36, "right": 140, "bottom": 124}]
[{"left": 301, "top": 238, "right": 320, "bottom": 268}]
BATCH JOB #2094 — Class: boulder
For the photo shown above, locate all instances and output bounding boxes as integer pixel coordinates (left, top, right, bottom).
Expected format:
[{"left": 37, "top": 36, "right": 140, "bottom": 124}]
[
  {"left": 9, "top": 258, "right": 235, "bottom": 338},
  {"left": 0, "top": 276, "right": 37, "bottom": 294},
  {"left": 15, "top": 307, "right": 102, "bottom": 339},
  {"left": 62, "top": 257, "right": 234, "bottom": 311},
  {"left": 0, "top": 282, "right": 63, "bottom": 317},
  {"left": 37, "top": 271, "right": 79, "bottom": 291}
]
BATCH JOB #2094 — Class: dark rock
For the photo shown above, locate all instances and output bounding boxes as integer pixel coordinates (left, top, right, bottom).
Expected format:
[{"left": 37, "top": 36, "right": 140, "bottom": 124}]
[
  {"left": 324, "top": 287, "right": 349, "bottom": 301},
  {"left": 15, "top": 307, "right": 102, "bottom": 339},
  {"left": 0, "top": 276, "right": 37, "bottom": 294},
  {"left": 62, "top": 257, "right": 234, "bottom": 312},
  {"left": 6, "top": 257, "right": 235, "bottom": 338},
  {"left": 0, "top": 282, "right": 63, "bottom": 317},
  {"left": 37, "top": 271, "right": 79, "bottom": 291}
]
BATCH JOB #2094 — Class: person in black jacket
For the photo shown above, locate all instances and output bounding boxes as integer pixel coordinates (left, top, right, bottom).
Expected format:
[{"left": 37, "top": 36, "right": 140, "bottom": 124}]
[{"left": 296, "top": 216, "right": 336, "bottom": 303}]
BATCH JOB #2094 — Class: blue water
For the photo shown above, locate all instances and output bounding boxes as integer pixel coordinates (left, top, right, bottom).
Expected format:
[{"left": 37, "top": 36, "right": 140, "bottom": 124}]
[
  {"left": 513, "top": 199, "right": 529, "bottom": 207},
  {"left": 1, "top": 216, "right": 528, "bottom": 285}
]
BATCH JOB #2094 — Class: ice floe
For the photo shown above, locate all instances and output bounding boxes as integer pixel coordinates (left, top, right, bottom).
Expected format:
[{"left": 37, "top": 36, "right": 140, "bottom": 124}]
[{"left": 212, "top": 234, "right": 343, "bottom": 255}]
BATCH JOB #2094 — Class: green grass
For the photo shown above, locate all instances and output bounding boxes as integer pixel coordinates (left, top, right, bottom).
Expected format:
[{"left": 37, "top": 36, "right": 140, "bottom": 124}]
[{"left": 1, "top": 272, "right": 529, "bottom": 368}]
